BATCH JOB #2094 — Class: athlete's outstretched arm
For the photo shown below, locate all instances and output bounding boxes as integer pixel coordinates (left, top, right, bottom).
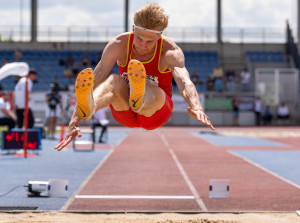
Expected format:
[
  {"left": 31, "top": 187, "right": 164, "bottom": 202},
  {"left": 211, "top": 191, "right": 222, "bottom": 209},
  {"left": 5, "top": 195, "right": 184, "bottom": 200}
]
[
  {"left": 55, "top": 34, "right": 127, "bottom": 151},
  {"left": 167, "top": 47, "right": 214, "bottom": 130}
]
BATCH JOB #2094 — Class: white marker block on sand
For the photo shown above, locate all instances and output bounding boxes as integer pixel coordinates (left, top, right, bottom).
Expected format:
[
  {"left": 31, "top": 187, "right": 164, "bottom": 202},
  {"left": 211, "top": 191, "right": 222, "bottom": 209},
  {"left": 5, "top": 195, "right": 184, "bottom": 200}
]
[
  {"left": 48, "top": 179, "right": 69, "bottom": 198},
  {"left": 209, "top": 179, "right": 229, "bottom": 198}
]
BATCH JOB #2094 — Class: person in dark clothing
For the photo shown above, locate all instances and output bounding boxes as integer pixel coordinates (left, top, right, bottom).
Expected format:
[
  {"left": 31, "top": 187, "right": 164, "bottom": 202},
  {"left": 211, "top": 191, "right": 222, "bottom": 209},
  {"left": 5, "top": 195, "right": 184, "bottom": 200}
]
[
  {"left": 262, "top": 105, "right": 273, "bottom": 125},
  {"left": 0, "top": 91, "right": 16, "bottom": 129},
  {"left": 232, "top": 96, "right": 240, "bottom": 126},
  {"left": 45, "top": 84, "right": 62, "bottom": 139}
]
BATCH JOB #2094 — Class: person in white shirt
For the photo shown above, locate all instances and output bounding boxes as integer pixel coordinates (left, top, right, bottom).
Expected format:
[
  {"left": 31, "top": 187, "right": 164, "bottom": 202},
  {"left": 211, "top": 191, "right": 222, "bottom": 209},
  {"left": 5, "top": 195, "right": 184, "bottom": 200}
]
[
  {"left": 277, "top": 103, "right": 290, "bottom": 120},
  {"left": 240, "top": 68, "right": 250, "bottom": 92},
  {"left": 13, "top": 70, "right": 37, "bottom": 128},
  {"left": 0, "top": 91, "right": 16, "bottom": 129},
  {"left": 91, "top": 107, "right": 109, "bottom": 143}
]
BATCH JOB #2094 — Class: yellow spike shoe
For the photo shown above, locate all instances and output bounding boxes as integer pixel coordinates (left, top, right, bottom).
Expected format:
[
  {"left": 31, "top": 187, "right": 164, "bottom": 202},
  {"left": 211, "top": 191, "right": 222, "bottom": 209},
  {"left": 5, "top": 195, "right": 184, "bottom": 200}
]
[
  {"left": 128, "top": 59, "right": 146, "bottom": 111},
  {"left": 75, "top": 68, "right": 95, "bottom": 120}
]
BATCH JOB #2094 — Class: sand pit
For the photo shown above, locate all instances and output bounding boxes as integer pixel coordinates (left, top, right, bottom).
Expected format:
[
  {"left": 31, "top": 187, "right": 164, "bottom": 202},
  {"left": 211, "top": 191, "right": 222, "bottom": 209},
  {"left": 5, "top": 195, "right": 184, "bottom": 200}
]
[{"left": 0, "top": 212, "right": 299, "bottom": 223}]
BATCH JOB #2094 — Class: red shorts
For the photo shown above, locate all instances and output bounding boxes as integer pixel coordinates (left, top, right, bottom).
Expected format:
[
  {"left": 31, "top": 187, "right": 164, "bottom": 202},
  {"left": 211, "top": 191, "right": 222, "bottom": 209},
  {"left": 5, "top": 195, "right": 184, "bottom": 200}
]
[{"left": 109, "top": 94, "right": 173, "bottom": 130}]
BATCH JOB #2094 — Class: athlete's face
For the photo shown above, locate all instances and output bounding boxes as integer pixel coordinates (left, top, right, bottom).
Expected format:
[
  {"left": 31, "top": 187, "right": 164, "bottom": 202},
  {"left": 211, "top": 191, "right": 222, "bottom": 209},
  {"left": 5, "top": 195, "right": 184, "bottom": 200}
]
[{"left": 133, "top": 28, "right": 160, "bottom": 56}]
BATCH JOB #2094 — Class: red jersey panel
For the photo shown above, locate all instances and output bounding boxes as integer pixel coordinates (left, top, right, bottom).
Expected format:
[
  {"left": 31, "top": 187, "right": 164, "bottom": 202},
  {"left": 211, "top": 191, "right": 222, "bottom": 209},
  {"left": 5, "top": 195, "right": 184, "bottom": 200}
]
[{"left": 118, "top": 33, "right": 173, "bottom": 98}]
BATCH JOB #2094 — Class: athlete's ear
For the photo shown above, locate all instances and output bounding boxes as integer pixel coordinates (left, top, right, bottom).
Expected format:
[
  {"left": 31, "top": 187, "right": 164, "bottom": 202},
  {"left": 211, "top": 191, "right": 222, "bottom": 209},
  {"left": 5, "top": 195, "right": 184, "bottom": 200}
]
[{"left": 132, "top": 25, "right": 135, "bottom": 32}]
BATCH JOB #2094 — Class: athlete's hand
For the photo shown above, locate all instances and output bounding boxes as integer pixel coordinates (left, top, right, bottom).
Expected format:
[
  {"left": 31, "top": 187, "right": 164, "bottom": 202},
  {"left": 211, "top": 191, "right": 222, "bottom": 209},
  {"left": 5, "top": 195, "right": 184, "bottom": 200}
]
[
  {"left": 54, "top": 125, "right": 82, "bottom": 151},
  {"left": 187, "top": 107, "right": 215, "bottom": 130}
]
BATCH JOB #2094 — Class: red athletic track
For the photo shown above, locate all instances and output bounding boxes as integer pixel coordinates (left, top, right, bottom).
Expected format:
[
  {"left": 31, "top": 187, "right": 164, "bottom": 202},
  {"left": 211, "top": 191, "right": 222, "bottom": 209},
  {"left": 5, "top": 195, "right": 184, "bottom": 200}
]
[{"left": 64, "top": 126, "right": 300, "bottom": 212}]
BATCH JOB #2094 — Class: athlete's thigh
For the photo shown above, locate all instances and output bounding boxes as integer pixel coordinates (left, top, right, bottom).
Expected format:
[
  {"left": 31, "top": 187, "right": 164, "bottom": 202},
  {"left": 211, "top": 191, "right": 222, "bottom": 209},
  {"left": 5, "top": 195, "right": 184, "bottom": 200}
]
[
  {"left": 109, "top": 75, "right": 130, "bottom": 111},
  {"left": 138, "top": 93, "right": 173, "bottom": 130},
  {"left": 138, "top": 81, "right": 166, "bottom": 117}
]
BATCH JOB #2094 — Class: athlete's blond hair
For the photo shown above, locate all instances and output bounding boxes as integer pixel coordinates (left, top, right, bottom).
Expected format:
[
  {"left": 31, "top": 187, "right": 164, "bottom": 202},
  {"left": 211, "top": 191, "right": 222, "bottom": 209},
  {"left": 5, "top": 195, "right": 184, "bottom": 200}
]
[{"left": 133, "top": 3, "right": 169, "bottom": 32}]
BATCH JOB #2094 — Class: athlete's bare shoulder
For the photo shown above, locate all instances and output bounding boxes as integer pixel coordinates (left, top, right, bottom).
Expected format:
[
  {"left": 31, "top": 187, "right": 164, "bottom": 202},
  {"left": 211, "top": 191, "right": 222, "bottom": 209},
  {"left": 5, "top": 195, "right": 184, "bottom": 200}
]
[
  {"left": 111, "top": 32, "right": 130, "bottom": 47},
  {"left": 106, "top": 32, "right": 130, "bottom": 52},
  {"left": 161, "top": 36, "right": 184, "bottom": 68},
  {"left": 103, "top": 32, "right": 130, "bottom": 61}
]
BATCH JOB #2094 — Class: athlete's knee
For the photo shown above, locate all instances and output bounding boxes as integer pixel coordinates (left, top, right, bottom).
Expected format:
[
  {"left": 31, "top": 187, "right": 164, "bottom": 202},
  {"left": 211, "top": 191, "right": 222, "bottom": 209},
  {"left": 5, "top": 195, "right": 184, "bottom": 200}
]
[
  {"left": 107, "top": 74, "right": 125, "bottom": 87},
  {"left": 108, "top": 75, "right": 128, "bottom": 94}
]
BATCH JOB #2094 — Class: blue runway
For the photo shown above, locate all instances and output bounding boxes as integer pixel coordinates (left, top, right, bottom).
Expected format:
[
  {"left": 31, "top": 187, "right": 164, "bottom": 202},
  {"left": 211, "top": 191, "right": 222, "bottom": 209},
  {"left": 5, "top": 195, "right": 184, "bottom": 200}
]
[
  {"left": 190, "top": 131, "right": 288, "bottom": 147},
  {"left": 77, "top": 129, "right": 130, "bottom": 145},
  {"left": 0, "top": 128, "right": 130, "bottom": 211},
  {"left": 230, "top": 150, "right": 300, "bottom": 189}
]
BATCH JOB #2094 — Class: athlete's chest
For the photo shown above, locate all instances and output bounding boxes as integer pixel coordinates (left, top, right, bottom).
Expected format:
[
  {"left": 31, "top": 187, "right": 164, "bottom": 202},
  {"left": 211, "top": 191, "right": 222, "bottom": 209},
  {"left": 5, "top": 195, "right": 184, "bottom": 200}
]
[{"left": 130, "top": 50, "right": 168, "bottom": 72}]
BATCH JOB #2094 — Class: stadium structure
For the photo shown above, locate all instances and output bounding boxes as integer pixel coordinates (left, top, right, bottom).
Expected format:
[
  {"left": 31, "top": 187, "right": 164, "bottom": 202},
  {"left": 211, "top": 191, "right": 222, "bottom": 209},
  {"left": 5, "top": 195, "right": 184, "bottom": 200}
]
[{"left": 0, "top": 0, "right": 299, "bottom": 127}]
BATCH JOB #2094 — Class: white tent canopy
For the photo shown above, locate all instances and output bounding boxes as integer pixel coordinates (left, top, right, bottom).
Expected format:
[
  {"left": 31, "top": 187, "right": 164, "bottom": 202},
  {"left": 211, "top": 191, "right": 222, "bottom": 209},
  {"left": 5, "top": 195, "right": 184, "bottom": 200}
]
[{"left": 0, "top": 62, "right": 29, "bottom": 82}]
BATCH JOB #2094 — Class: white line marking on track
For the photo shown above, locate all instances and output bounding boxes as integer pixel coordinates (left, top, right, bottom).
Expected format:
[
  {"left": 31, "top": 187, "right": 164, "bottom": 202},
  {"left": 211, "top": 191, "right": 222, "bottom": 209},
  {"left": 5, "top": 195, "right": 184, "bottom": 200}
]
[
  {"left": 75, "top": 195, "right": 195, "bottom": 199},
  {"left": 160, "top": 133, "right": 208, "bottom": 211},
  {"left": 61, "top": 149, "right": 115, "bottom": 211},
  {"left": 230, "top": 151, "right": 300, "bottom": 190}
]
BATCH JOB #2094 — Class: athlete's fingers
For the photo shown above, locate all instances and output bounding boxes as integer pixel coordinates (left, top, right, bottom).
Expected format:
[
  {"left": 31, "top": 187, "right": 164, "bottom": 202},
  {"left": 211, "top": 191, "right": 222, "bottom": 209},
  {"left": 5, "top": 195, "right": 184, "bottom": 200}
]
[
  {"left": 60, "top": 137, "right": 73, "bottom": 150},
  {"left": 54, "top": 128, "right": 81, "bottom": 151},
  {"left": 200, "top": 113, "right": 215, "bottom": 130},
  {"left": 54, "top": 137, "right": 69, "bottom": 151},
  {"left": 187, "top": 107, "right": 214, "bottom": 130},
  {"left": 204, "top": 115, "right": 214, "bottom": 130},
  {"left": 54, "top": 143, "right": 62, "bottom": 151},
  {"left": 206, "top": 118, "right": 215, "bottom": 130},
  {"left": 54, "top": 141, "right": 65, "bottom": 151},
  {"left": 76, "top": 127, "right": 82, "bottom": 138},
  {"left": 56, "top": 135, "right": 74, "bottom": 151}
]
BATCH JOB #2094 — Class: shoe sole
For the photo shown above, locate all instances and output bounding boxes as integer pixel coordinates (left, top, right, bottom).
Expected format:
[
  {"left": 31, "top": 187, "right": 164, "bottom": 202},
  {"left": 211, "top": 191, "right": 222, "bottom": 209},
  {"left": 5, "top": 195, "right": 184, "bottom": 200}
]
[
  {"left": 128, "top": 59, "right": 146, "bottom": 111},
  {"left": 75, "top": 68, "right": 94, "bottom": 120}
]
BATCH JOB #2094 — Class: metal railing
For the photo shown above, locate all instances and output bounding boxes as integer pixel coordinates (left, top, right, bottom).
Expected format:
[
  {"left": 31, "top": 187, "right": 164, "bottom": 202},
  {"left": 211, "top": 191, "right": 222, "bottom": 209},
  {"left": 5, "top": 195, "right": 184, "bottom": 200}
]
[{"left": 0, "top": 25, "right": 295, "bottom": 43}]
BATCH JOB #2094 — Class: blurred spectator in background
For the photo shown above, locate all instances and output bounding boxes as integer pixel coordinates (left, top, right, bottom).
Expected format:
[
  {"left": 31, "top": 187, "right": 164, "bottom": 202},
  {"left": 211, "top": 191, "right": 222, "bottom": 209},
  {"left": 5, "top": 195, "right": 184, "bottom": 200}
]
[
  {"left": 232, "top": 96, "right": 240, "bottom": 126},
  {"left": 45, "top": 84, "right": 62, "bottom": 139},
  {"left": 1, "top": 57, "right": 8, "bottom": 67},
  {"left": 72, "top": 63, "right": 79, "bottom": 77},
  {"left": 80, "top": 53, "right": 91, "bottom": 69},
  {"left": 13, "top": 70, "right": 37, "bottom": 128},
  {"left": 254, "top": 96, "right": 263, "bottom": 126},
  {"left": 191, "top": 72, "right": 202, "bottom": 91},
  {"left": 64, "top": 53, "right": 74, "bottom": 68},
  {"left": 0, "top": 91, "right": 16, "bottom": 129},
  {"left": 67, "top": 79, "right": 75, "bottom": 92},
  {"left": 225, "top": 67, "right": 235, "bottom": 92},
  {"left": 92, "top": 51, "right": 102, "bottom": 66},
  {"left": 211, "top": 65, "right": 224, "bottom": 92},
  {"left": 206, "top": 76, "right": 215, "bottom": 91},
  {"left": 61, "top": 53, "right": 76, "bottom": 78},
  {"left": 91, "top": 107, "right": 109, "bottom": 143},
  {"left": 277, "top": 103, "right": 290, "bottom": 124},
  {"left": 262, "top": 105, "right": 273, "bottom": 125},
  {"left": 63, "top": 68, "right": 73, "bottom": 79},
  {"left": 14, "top": 48, "right": 23, "bottom": 61},
  {"left": 65, "top": 92, "right": 76, "bottom": 123},
  {"left": 50, "top": 77, "right": 61, "bottom": 92},
  {"left": 240, "top": 68, "right": 250, "bottom": 92}
]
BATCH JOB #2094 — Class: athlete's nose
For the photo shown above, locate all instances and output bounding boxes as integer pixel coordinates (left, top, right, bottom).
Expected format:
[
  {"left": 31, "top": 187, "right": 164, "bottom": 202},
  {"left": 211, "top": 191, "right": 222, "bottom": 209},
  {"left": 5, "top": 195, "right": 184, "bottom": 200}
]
[{"left": 139, "top": 42, "right": 147, "bottom": 50}]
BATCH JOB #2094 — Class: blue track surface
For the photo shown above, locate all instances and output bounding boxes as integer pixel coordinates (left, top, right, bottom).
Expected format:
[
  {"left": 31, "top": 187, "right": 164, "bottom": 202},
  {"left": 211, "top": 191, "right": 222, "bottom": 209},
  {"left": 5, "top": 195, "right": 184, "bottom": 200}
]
[
  {"left": 0, "top": 129, "right": 130, "bottom": 211},
  {"left": 230, "top": 150, "right": 300, "bottom": 188},
  {"left": 78, "top": 129, "right": 130, "bottom": 145},
  {"left": 190, "top": 131, "right": 288, "bottom": 147}
]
